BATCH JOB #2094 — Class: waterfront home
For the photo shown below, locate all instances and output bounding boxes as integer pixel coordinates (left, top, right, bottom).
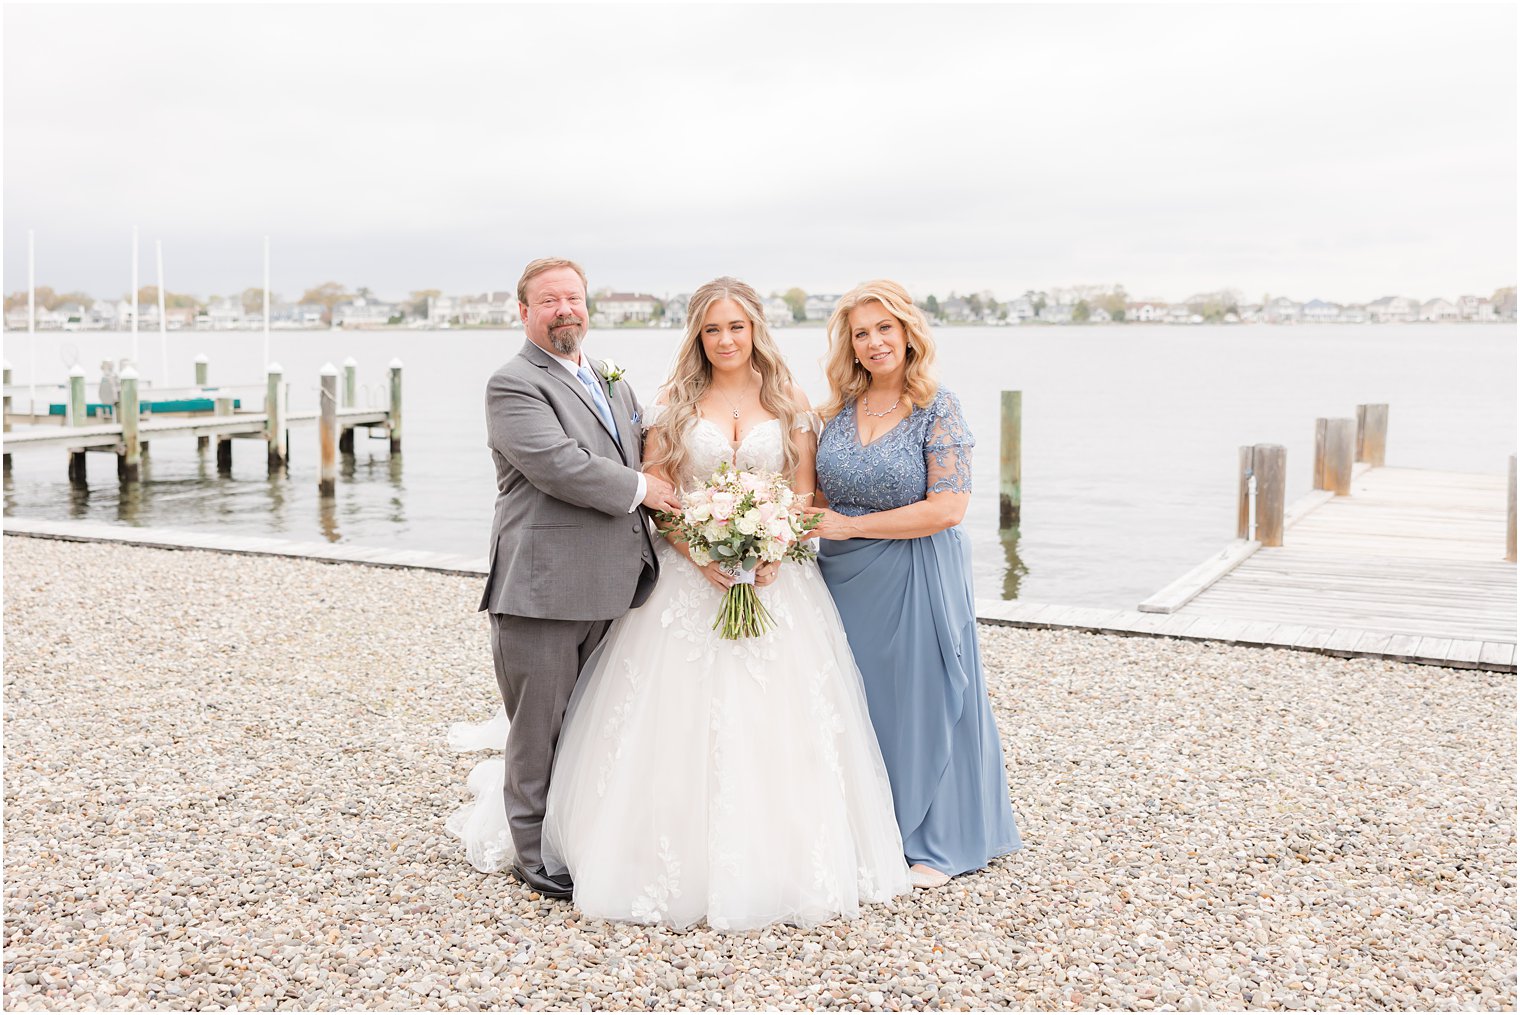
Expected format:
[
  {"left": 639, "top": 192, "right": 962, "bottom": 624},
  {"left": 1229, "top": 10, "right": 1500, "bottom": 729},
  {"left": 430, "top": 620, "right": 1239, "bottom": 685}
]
[
  {"left": 1301, "top": 299, "right": 1342, "bottom": 323},
  {"left": 1039, "top": 303, "right": 1074, "bottom": 324},
  {"left": 1264, "top": 297, "right": 1303, "bottom": 323},
  {"left": 1418, "top": 298, "right": 1459, "bottom": 322},
  {"left": 664, "top": 294, "right": 689, "bottom": 328},
  {"left": 1236, "top": 304, "right": 1262, "bottom": 323},
  {"left": 458, "top": 292, "right": 518, "bottom": 327},
  {"left": 763, "top": 296, "right": 792, "bottom": 330},
  {"left": 427, "top": 295, "right": 458, "bottom": 327},
  {"left": 1367, "top": 296, "right": 1418, "bottom": 323},
  {"left": 1339, "top": 304, "right": 1369, "bottom": 324},
  {"left": 596, "top": 292, "right": 659, "bottom": 325},
  {"left": 940, "top": 297, "right": 976, "bottom": 323},
  {"left": 1006, "top": 296, "right": 1036, "bottom": 322},
  {"left": 334, "top": 297, "right": 400, "bottom": 327},
  {"left": 804, "top": 294, "right": 840, "bottom": 322},
  {"left": 207, "top": 296, "right": 246, "bottom": 330},
  {"left": 1088, "top": 307, "right": 1112, "bottom": 323},
  {"left": 1164, "top": 304, "right": 1194, "bottom": 324},
  {"left": 1126, "top": 301, "right": 1167, "bottom": 322},
  {"left": 4, "top": 305, "right": 30, "bottom": 330}
]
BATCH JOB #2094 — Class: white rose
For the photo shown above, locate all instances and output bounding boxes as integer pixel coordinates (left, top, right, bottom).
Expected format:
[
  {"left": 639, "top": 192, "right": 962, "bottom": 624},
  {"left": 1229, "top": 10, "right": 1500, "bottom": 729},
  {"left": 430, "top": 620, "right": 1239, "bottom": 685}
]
[
  {"left": 735, "top": 509, "right": 761, "bottom": 535},
  {"left": 689, "top": 545, "right": 711, "bottom": 566}
]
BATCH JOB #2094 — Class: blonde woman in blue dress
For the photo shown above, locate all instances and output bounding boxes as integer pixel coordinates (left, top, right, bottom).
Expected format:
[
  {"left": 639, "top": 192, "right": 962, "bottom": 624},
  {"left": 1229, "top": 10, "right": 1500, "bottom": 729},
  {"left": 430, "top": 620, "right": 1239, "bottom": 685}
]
[
  {"left": 448, "top": 277, "right": 909, "bottom": 929},
  {"left": 810, "top": 279, "right": 1021, "bottom": 890}
]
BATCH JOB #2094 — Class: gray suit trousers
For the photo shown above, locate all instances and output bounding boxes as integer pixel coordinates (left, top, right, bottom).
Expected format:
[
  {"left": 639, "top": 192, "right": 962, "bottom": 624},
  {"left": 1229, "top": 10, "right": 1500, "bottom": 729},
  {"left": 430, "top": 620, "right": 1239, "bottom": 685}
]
[{"left": 490, "top": 612, "right": 611, "bottom": 875}]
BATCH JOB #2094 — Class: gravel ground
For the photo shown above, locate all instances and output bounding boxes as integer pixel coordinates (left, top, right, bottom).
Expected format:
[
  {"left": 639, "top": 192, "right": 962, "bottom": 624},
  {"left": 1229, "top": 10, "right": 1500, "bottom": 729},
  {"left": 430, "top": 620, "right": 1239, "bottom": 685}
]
[{"left": 3, "top": 535, "right": 1514, "bottom": 1011}]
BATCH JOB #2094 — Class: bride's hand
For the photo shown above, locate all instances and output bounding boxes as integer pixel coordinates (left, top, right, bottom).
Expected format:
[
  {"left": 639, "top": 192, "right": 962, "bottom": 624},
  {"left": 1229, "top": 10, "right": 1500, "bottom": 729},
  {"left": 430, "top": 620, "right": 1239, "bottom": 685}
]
[
  {"left": 754, "top": 562, "right": 779, "bottom": 588},
  {"left": 695, "top": 559, "right": 737, "bottom": 591}
]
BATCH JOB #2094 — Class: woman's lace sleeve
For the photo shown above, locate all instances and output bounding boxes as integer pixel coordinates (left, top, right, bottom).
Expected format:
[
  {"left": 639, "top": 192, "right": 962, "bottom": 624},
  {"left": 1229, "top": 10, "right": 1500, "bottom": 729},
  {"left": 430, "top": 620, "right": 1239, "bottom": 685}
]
[
  {"left": 924, "top": 390, "right": 974, "bottom": 495},
  {"left": 793, "top": 411, "right": 822, "bottom": 437}
]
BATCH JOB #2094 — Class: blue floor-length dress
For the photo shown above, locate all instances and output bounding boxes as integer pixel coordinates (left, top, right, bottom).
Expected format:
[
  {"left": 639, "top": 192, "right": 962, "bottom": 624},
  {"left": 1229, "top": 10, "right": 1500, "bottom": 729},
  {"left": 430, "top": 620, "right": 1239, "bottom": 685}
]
[{"left": 815, "top": 389, "right": 1020, "bottom": 876}]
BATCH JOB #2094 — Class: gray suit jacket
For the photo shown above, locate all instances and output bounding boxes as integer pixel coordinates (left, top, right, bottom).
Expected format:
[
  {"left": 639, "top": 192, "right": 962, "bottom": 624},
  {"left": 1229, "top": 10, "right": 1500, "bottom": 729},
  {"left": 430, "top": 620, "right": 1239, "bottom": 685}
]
[{"left": 478, "top": 340, "right": 660, "bottom": 619}]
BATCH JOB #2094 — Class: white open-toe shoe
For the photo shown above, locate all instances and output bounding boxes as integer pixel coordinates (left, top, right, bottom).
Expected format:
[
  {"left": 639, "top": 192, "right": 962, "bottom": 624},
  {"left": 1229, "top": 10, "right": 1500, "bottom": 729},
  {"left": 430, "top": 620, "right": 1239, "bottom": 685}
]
[{"left": 909, "top": 864, "right": 951, "bottom": 889}]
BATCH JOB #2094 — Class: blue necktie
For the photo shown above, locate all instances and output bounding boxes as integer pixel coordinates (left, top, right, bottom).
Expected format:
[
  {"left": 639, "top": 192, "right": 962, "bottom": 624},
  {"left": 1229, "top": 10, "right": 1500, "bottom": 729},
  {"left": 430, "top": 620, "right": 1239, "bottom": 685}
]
[{"left": 576, "top": 363, "right": 621, "bottom": 448}]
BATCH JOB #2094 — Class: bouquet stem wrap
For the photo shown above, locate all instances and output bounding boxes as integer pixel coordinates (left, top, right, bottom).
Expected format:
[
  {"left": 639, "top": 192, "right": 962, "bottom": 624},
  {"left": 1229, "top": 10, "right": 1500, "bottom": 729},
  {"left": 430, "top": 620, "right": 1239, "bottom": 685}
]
[{"left": 717, "top": 565, "right": 773, "bottom": 640}]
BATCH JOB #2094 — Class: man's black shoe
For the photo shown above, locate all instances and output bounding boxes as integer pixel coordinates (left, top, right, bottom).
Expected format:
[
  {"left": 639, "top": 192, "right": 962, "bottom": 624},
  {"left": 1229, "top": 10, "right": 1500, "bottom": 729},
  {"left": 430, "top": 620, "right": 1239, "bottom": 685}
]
[{"left": 510, "top": 862, "right": 573, "bottom": 899}]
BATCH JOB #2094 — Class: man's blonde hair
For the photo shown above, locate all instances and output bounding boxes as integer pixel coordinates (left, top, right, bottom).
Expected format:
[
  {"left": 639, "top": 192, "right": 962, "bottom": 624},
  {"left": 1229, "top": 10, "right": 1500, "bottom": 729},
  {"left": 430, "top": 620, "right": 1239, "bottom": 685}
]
[{"left": 516, "top": 257, "right": 588, "bottom": 305}]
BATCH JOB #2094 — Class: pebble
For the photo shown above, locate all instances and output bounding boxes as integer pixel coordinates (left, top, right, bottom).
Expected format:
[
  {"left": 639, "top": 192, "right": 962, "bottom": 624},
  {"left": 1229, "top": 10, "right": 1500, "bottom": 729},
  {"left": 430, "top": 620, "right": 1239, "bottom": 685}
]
[{"left": 2, "top": 537, "right": 1514, "bottom": 1010}]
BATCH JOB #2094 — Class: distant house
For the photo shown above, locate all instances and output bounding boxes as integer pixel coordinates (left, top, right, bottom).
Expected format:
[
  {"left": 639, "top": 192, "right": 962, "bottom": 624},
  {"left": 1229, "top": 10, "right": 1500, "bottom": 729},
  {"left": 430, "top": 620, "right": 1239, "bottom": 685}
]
[
  {"left": 1338, "top": 304, "right": 1369, "bottom": 324},
  {"left": 1005, "top": 296, "right": 1036, "bottom": 322},
  {"left": 940, "top": 297, "right": 975, "bottom": 323},
  {"left": 1088, "top": 307, "right": 1111, "bottom": 323},
  {"left": 457, "top": 292, "right": 517, "bottom": 326},
  {"left": 427, "top": 295, "right": 458, "bottom": 326},
  {"left": 597, "top": 292, "right": 658, "bottom": 325},
  {"left": 1126, "top": 301, "right": 1167, "bottom": 323},
  {"left": 334, "top": 297, "right": 399, "bottom": 327},
  {"left": 208, "top": 296, "right": 245, "bottom": 330},
  {"left": 763, "top": 296, "right": 792, "bottom": 330},
  {"left": 1418, "top": 298, "right": 1459, "bottom": 322},
  {"left": 803, "top": 294, "right": 840, "bottom": 322},
  {"left": 1237, "top": 304, "right": 1263, "bottom": 323},
  {"left": 1038, "top": 303, "right": 1074, "bottom": 324},
  {"left": 1366, "top": 296, "right": 1418, "bottom": 323},
  {"left": 1164, "top": 304, "right": 1194, "bottom": 324},
  {"left": 1301, "top": 299, "right": 1341, "bottom": 323},
  {"left": 1455, "top": 295, "right": 1484, "bottom": 319},
  {"left": 1263, "top": 297, "right": 1303, "bottom": 323},
  {"left": 1476, "top": 300, "right": 1498, "bottom": 321},
  {"left": 4, "top": 306, "right": 29, "bottom": 330},
  {"left": 663, "top": 294, "right": 689, "bottom": 328}
]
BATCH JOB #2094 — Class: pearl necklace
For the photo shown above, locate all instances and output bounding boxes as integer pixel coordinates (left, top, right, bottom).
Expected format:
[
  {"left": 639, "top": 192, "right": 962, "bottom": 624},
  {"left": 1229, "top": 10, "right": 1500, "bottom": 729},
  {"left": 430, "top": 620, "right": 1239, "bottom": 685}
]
[{"left": 861, "top": 390, "right": 902, "bottom": 418}]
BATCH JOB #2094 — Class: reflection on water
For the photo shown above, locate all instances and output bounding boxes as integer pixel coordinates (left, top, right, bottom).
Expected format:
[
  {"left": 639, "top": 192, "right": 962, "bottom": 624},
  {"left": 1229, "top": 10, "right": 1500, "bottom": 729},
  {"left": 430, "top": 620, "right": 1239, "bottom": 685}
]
[{"left": 999, "top": 526, "right": 1030, "bottom": 600}]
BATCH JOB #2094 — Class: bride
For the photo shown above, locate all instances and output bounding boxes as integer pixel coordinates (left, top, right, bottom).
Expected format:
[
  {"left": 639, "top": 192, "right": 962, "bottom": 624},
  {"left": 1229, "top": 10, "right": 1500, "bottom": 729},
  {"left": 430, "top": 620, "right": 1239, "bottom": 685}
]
[{"left": 448, "top": 276, "right": 910, "bottom": 929}]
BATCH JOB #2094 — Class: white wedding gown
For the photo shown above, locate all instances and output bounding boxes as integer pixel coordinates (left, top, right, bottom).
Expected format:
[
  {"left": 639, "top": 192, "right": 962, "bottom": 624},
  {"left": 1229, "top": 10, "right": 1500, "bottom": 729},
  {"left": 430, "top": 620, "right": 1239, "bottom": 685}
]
[{"left": 446, "top": 417, "right": 910, "bottom": 929}]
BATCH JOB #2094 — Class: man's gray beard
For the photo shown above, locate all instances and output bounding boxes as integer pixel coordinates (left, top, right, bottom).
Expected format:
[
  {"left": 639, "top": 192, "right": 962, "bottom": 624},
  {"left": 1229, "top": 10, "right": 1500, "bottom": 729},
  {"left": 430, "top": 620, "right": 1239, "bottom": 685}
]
[{"left": 549, "top": 326, "right": 583, "bottom": 356}]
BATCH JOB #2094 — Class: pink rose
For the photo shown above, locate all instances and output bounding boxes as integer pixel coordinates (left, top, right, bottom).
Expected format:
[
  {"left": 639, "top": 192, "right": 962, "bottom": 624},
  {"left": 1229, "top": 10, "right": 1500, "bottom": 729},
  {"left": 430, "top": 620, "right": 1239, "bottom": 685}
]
[{"left": 710, "top": 491, "right": 736, "bottom": 521}]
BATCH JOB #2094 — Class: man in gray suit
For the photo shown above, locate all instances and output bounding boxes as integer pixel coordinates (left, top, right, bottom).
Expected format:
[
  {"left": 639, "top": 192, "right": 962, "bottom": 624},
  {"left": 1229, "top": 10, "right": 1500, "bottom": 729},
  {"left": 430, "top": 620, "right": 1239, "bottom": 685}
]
[{"left": 479, "top": 257, "right": 681, "bottom": 897}]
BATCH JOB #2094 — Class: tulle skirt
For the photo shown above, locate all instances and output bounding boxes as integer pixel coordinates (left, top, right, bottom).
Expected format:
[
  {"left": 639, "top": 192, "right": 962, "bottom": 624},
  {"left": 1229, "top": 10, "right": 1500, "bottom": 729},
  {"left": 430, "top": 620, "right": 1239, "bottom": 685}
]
[{"left": 447, "top": 541, "right": 910, "bottom": 929}]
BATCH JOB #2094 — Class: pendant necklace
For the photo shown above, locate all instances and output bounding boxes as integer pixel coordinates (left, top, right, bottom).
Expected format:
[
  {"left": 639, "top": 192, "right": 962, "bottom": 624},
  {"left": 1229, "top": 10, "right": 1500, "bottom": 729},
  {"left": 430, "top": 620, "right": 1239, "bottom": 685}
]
[{"left": 714, "top": 379, "right": 752, "bottom": 419}]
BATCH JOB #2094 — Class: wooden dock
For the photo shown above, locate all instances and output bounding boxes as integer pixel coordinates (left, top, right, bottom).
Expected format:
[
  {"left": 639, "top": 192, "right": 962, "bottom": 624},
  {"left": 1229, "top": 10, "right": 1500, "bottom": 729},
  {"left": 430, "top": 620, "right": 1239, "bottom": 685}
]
[{"left": 0, "top": 407, "right": 390, "bottom": 452}]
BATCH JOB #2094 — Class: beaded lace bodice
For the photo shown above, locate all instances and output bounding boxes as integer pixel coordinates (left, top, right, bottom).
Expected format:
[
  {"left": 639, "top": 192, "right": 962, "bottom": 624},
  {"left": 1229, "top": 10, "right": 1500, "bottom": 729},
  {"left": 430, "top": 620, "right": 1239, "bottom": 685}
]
[{"left": 815, "top": 389, "right": 975, "bottom": 518}]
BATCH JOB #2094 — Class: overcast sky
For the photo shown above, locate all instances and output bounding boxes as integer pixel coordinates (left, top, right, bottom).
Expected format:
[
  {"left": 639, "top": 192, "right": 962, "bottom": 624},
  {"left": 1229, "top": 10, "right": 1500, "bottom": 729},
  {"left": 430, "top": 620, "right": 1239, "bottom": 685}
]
[{"left": 4, "top": 3, "right": 1515, "bottom": 305}]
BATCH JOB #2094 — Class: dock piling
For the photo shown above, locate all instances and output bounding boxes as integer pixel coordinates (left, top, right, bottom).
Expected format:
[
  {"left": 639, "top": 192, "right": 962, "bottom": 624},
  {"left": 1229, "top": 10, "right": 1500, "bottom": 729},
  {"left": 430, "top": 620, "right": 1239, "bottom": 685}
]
[
  {"left": 339, "top": 357, "right": 357, "bottom": 454},
  {"left": 215, "top": 390, "right": 234, "bottom": 473},
  {"left": 118, "top": 368, "right": 141, "bottom": 483},
  {"left": 1324, "top": 418, "right": 1356, "bottom": 495},
  {"left": 1507, "top": 454, "right": 1516, "bottom": 564},
  {"left": 266, "top": 363, "right": 287, "bottom": 470},
  {"left": 4, "top": 361, "right": 11, "bottom": 473},
  {"left": 1236, "top": 446, "right": 1253, "bottom": 540},
  {"left": 388, "top": 359, "right": 403, "bottom": 453},
  {"left": 319, "top": 363, "right": 338, "bottom": 496},
  {"left": 998, "top": 390, "right": 1021, "bottom": 530},
  {"left": 66, "top": 365, "right": 88, "bottom": 484},
  {"left": 194, "top": 354, "right": 209, "bottom": 388},
  {"left": 1253, "top": 444, "right": 1286, "bottom": 547},
  {"left": 1356, "top": 403, "right": 1388, "bottom": 466}
]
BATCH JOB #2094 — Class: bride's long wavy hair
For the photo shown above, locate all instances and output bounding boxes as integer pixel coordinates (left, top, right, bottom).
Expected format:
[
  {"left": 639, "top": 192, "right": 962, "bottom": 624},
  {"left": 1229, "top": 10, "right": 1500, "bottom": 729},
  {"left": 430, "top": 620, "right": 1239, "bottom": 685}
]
[{"left": 648, "top": 276, "right": 806, "bottom": 488}]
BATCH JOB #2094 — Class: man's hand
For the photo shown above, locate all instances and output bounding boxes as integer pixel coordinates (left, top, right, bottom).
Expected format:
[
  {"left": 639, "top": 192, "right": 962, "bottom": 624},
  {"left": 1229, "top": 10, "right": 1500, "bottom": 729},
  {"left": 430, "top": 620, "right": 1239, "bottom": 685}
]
[{"left": 640, "top": 473, "right": 683, "bottom": 514}]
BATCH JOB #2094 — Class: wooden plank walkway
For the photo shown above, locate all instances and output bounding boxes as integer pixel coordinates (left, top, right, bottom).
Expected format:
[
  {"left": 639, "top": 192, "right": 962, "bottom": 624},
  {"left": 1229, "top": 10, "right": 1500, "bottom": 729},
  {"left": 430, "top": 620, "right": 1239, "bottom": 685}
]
[
  {"left": 1172, "top": 467, "right": 1515, "bottom": 659},
  {"left": 1, "top": 408, "right": 389, "bottom": 452}
]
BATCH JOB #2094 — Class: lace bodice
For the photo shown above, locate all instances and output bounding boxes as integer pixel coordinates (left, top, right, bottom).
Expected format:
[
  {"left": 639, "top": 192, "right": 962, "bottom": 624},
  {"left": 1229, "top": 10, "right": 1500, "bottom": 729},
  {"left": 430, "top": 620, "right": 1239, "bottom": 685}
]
[
  {"left": 815, "top": 388, "right": 974, "bottom": 517},
  {"left": 680, "top": 418, "right": 789, "bottom": 487}
]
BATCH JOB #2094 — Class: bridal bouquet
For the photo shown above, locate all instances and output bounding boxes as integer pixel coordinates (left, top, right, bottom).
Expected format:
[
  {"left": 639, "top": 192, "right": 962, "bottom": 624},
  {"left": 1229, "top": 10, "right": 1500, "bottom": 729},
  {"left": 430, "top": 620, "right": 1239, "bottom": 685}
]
[{"left": 656, "top": 462, "right": 822, "bottom": 640}]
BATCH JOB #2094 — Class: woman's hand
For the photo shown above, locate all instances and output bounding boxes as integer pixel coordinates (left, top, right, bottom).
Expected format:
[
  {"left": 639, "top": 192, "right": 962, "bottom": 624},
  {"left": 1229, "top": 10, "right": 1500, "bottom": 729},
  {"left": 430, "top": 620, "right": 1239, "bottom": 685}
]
[
  {"left": 695, "top": 558, "right": 737, "bottom": 592},
  {"left": 754, "top": 561, "right": 780, "bottom": 588},
  {"left": 810, "top": 507, "right": 855, "bottom": 540}
]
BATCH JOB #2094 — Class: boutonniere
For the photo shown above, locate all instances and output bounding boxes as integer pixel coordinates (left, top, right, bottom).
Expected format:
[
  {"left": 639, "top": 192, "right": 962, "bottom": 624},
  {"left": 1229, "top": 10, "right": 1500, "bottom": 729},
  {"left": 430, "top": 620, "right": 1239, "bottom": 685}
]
[{"left": 599, "top": 359, "right": 627, "bottom": 390}]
